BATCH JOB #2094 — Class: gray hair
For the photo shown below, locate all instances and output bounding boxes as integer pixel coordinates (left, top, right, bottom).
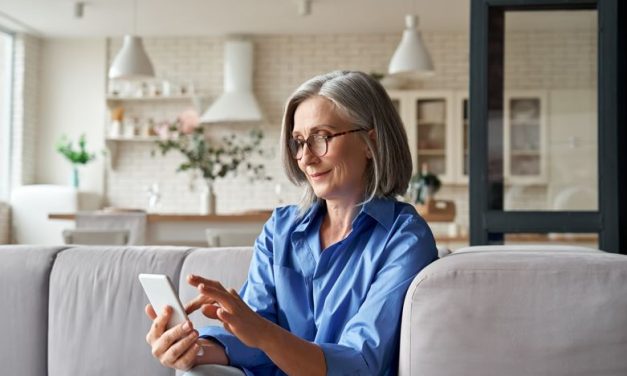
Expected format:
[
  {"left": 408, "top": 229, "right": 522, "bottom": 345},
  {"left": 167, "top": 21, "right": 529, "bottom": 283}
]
[{"left": 280, "top": 70, "right": 413, "bottom": 212}]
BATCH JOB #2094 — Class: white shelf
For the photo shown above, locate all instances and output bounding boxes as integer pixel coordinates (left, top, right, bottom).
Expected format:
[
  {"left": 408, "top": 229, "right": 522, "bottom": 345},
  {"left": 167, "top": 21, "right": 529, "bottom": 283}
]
[
  {"left": 106, "top": 95, "right": 197, "bottom": 103},
  {"left": 105, "top": 136, "right": 159, "bottom": 142}
]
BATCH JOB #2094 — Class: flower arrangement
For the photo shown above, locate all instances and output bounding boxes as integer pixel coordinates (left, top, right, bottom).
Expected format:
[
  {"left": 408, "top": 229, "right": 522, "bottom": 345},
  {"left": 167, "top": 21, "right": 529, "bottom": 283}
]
[
  {"left": 56, "top": 134, "right": 96, "bottom": 165},
  {"left": 152, "top": 109, "right": 270, "bottom": 183},
  {"left": 55, "top": 134, "right": 97, "bottom": 188}
]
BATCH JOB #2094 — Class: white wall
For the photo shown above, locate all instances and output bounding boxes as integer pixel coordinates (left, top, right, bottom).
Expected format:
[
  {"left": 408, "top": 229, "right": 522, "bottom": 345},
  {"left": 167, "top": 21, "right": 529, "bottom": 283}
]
[{"left": 36, "top": 38, "right": 106, "bottom": 196}]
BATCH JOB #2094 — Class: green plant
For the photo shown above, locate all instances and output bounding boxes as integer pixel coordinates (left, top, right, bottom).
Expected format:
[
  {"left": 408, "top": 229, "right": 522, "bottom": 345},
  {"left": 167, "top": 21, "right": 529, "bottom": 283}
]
[
  {"left": 152, "top": 125, "right": 270, "bottom": 182},
  {"left": 410, "top": 164, "right": 441, "bottom": 204},
  {"left": 369, "top": 71, "right": 385, "bottom": 81},
  {"left": 56, "top": 134, "right": 96, "bottom": 165}
]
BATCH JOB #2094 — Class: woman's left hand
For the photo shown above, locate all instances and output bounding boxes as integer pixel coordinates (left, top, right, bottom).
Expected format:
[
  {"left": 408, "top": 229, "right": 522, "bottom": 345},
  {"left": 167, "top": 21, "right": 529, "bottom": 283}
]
[{"left": 185, "top": 274, "right": 271, "bottom": 349}]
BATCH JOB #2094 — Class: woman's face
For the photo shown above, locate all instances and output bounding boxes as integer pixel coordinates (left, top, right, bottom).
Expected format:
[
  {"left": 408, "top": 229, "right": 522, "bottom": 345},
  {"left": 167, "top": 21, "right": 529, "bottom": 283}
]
[{"left": 292, "top": 96, "right": 371, "bottom": 203}]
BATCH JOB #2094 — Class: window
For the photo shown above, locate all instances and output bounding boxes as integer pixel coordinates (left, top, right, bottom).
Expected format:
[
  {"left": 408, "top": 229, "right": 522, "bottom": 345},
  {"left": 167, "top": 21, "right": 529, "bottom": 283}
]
[{"left": 0, "top": 28, "right": 14, "bottom": 201}]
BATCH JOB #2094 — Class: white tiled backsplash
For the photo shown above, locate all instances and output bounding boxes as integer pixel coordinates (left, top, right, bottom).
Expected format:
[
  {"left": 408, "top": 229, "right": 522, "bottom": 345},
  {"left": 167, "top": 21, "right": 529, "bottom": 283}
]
[{"left": 105, "top": 30, "right": 596, "bottom": 230}]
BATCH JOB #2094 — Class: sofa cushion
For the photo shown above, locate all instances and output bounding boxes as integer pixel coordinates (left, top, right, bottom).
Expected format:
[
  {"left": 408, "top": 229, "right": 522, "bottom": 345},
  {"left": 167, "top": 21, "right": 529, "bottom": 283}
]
[
  {"left": 0, "top": 245, "right": 66, "bottom": 376},
  {"left": 47, "top": 246, "right": 192, "bottom": 376},
  {"left": 399, "top": 246, "right": 627, "bottom": 376}
]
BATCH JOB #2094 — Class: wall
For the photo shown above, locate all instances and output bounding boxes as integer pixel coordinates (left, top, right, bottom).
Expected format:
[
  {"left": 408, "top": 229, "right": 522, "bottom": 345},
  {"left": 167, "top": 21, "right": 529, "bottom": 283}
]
[
  {"left": 105, "top": 32, "right": 469, "bottom": 214},
  {"left": 36, "top": 38, "right": 106, "bottom": 196},
  {"left": 103, "top": 29, "right": 597, "bottom": 232}
]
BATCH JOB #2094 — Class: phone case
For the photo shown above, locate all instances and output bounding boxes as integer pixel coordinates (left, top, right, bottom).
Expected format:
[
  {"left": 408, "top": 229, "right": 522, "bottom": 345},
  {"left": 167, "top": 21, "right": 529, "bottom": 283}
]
[{"left": 138, "top": 273, "right": 189, "bottom": 329}]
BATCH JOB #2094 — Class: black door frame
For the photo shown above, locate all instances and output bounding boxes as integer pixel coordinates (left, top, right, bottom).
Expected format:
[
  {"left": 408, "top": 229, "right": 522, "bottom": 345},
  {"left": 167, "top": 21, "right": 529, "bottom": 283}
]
[{"left": 469, "top": 0, "right": 626, "bottom": 253}]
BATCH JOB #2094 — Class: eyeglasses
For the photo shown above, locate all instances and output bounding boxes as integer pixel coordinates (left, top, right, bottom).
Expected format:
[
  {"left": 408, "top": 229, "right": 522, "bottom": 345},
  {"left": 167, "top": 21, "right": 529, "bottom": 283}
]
[{"left": 288, "top": 128, "right": 365, "bottom": 160}]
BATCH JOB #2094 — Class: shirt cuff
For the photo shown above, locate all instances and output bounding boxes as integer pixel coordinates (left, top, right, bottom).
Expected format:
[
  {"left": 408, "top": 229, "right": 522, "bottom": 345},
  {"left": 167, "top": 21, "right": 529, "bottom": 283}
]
[
  {"left": 318, "top": 342, "right": 366, "bottom": 375},
  {"left": 199, "top": 326, "right": 271, "bottom": 369}
]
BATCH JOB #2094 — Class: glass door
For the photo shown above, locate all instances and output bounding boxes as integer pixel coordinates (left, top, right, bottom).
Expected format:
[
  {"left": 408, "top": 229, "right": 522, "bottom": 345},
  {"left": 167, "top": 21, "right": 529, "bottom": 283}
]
[{"left": 469, "top": 0, "right": 625, "bottom": 253}]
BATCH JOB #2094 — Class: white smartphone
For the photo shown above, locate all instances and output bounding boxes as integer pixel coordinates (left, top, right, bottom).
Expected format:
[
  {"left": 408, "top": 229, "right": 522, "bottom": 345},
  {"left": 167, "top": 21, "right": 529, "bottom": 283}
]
[{"left": 138, "top": 273, "right": 189, "bottom": 330}]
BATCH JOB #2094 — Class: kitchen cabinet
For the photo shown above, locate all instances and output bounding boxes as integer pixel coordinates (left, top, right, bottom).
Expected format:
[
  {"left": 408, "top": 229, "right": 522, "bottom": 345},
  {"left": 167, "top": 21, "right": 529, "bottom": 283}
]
[
  {"left": 388, "top": 90, "right": 456, "bottom": 183},
  {"left": 388, "top": 89, "right": 548, "bottom": 185},
  {"left": 504, "top": 90, "right": 548, "bottom": 184}
]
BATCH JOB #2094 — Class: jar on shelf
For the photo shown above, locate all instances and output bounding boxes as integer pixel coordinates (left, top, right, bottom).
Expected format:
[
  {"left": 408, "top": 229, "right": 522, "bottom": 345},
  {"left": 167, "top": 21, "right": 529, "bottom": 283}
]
[{"left": 123, "top": 118, "right": 138, "bottom": 138}]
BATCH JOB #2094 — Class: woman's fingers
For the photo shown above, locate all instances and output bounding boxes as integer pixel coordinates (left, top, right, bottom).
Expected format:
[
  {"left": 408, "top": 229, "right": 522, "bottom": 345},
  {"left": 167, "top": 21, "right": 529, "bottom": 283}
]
[
  {"left": 146, "top": 306, "right": 171, "bottom": 344},
  {"left": 197, "top": 283, "right": 236, "bottom": 311},
  {"left": 145, "top": 304, "right": 157, "bottom": 320},
  {"left": 172, "top": 340, "right": 201, "bottom": 371},
  {"left": 187, "top": 274, "right": 229, "bottom": 292},
  {"left": 152, "top": 320, "right": 195, "bottom": 359},
  {"left": 201, "top": 304, "right": 220, "bottom": 319},
  {"left": 184, "top": 294, "right": 215, "bottom": 314},
  {"left": 160, "top": 329, "right": 199, "bottom": 369}
]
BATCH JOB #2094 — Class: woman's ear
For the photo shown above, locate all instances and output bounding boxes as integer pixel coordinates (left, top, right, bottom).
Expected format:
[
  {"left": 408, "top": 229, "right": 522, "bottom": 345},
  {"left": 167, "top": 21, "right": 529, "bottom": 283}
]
[
  {"left": 365, "top": 129, "right": 376, "bottom": 159},
  {"left": 368, "top": 129, "right": 376, "bottom": 143}
]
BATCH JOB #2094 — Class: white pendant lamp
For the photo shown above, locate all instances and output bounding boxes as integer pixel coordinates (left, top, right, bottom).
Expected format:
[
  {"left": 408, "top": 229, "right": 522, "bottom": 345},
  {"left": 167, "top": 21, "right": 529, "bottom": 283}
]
[
  {"left": 108, "top": 0, "right": 154, "bottom": 80},
  {"left": 388, "top": 14, "right": 434, "bottom": 76}
]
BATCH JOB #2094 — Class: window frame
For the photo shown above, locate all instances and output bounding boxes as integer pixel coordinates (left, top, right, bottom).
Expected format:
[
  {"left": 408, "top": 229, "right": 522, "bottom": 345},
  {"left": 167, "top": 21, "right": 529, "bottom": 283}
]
[{"left": 0, "top": 26, "right": 15, "bottom": 201}]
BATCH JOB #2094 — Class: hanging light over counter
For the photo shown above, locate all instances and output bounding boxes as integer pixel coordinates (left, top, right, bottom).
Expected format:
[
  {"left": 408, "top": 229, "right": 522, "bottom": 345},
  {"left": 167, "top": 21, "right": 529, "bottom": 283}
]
[
  {"left": 108, "top": 0, "right": 154, "bottom": 80},
  {"left": 388, "top": 14, "right": 434, "bottom": 76}
]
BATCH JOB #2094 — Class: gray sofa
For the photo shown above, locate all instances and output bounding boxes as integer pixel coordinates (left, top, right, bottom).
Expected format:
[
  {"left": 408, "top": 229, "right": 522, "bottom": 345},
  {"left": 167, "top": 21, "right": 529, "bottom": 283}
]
[{"left": 1, "top": 244, "right": 626, "bottom": 376}]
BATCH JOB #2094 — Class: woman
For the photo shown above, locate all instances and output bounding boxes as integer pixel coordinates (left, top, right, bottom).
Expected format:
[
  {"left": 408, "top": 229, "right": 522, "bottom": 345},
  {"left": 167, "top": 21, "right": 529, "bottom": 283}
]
[{"left": 145, "top": 70, "right": 438, "bottom": 375}]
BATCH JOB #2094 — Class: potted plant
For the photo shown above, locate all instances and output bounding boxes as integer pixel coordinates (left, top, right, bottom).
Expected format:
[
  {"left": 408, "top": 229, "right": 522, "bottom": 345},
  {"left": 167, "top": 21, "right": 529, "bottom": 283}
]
[
  {"left": 152, "top": 110, "right": 270, "bottom": 214},
  {"left": 56, "top": 134, "right": 96, "bottom": 188}
]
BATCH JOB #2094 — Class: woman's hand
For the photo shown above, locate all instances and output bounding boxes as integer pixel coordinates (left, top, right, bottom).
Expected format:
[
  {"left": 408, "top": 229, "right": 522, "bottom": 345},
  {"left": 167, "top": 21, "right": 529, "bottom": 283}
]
[
  {"left": 144, "top": 304, "right": 201, "bottom": 371},
  {"left": 185, "top": 274, "right": 272, "bottom": 349}
]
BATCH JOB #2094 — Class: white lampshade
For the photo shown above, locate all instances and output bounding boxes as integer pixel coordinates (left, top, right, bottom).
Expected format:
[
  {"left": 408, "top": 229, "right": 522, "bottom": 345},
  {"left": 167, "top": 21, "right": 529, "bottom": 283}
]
[
  {"left": 388, "top": 15, "right": 434, "bottom": 76},
  {"left": 108, "top": 35, "right": 155, "bottom": 80}
]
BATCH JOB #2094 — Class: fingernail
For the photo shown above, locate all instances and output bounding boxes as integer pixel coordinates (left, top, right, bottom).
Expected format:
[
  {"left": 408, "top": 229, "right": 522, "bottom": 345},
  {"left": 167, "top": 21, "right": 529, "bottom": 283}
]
[
  {"left": 183, "top": 321, "right": 191, "bottom": 331},
  {"left": 195, "top": 344, "right": 204, "bottom": 357}
]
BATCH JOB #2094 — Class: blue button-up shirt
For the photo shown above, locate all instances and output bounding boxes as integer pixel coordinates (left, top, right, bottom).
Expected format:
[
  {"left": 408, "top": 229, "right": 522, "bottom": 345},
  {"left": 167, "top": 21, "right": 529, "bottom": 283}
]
[{"left": 200, "top": 197, "right": 437, "bottom": 375}]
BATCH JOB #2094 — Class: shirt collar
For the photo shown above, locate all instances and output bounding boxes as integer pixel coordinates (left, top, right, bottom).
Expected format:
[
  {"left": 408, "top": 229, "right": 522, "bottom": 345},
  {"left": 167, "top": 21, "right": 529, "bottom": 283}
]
[
  {"left": 357, "top": 197, "right": 395, "bottom": 231},
  {"left": 293, "top": 200, "right": 325, "bottom": 235},
  {"left": 293, "top": 197, "right": 396, "bottom": 235}
]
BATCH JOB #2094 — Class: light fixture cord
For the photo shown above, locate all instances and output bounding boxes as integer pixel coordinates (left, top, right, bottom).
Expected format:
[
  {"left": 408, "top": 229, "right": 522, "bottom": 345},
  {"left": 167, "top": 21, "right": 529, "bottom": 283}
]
[{"left": 133, "top": 0, "right": 137, "bottom": 35}]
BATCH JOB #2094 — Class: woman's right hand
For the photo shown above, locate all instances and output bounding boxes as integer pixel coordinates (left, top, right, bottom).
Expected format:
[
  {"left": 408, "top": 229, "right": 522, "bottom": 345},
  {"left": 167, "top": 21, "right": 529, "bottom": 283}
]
[{"left": 145, "top": 304, "right": 201, "bottom": 371}]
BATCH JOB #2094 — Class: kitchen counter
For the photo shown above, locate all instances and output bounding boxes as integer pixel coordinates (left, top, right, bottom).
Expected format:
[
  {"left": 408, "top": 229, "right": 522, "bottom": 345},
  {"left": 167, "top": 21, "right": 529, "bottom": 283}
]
[
  {"left": 49, "top": 211, "right": 271, "bottom": 223},
  {"left": 49, "top": 212, "right": 597, "bottom": 249},
  {"left": 49, "top": 211, "right": 271, "bottom": 247}
]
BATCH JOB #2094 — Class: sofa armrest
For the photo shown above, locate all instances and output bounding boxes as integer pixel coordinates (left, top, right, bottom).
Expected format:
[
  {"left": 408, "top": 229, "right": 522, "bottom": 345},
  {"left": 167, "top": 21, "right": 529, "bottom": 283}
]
[{"left": 399, "top": 246, "right": 627, "bottom": 376}]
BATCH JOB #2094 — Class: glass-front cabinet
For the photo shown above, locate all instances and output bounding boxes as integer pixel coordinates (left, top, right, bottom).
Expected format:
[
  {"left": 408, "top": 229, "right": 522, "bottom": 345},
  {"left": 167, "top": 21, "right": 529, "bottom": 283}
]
[
  {"left": 389, "top": 89, "right": 547, "bottom": 185},
  {"left": 388, "top": 90, "right": 456, "bottom": 183},
  {"left": 504, "top": 91, "right": 547, "bottom": 184}
]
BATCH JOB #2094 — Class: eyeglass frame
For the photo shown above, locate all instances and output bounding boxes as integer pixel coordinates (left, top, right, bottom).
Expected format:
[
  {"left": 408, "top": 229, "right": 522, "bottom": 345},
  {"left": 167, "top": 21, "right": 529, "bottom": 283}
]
[{"left": 288, "top": 128, "right": 366, "bottom": 160}]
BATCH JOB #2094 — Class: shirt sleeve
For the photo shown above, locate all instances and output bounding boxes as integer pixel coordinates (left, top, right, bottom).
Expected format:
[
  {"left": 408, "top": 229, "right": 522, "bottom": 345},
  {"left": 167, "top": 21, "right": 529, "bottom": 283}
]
[
  {"left": 199, "top": 209, "right": 280, "bottom": 369},
  {"left": 318, "top": 216, "right": 437, "bottom": 375}
]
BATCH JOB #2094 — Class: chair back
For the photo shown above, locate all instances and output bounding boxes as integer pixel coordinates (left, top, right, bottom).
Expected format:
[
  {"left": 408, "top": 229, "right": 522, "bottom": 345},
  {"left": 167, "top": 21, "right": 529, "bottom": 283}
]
[{"left": 63, "top": 229, "right": 130, "bottom": 245}]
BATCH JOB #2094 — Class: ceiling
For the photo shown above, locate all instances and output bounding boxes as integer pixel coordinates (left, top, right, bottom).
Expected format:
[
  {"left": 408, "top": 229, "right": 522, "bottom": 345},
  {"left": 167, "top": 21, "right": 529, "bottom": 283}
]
[{"left": 0, "top": 0, "right": 596, "bottom": 38}]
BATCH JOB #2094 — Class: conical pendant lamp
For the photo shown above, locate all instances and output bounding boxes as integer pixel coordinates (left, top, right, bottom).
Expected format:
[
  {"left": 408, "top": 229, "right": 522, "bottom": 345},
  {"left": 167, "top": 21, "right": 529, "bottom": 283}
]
[
  {"left": 108, "top": 0, "right": 154, "bottom": 80},
  {"left": 388, "top": 15, "right": 434, "bottom": 76}
]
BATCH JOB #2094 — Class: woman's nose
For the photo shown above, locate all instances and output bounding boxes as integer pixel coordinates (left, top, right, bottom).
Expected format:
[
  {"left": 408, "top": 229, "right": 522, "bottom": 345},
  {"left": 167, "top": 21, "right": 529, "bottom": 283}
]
[{"left": 300, "top": 142, "right": 319, "bottom": 164}]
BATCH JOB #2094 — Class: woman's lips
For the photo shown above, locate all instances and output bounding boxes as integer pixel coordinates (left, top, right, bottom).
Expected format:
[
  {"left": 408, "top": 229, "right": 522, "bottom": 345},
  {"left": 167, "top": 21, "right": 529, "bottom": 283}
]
[{"left": 309, "top": 170, "right": 330, "bottom": 180}]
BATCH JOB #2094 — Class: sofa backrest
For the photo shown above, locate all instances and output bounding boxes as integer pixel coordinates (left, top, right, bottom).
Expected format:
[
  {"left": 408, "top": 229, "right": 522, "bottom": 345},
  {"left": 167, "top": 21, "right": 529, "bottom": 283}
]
[
  {"left": 0, "top": 245, "right": 66, "bottom": 376},
  {"left": 0, "top": 244, "right": 253, "bottom": 376},
  {"left": 399, "top": 245, "right": 627, "bottom": 376},
  {"left": 47, "top": 246, "right": 193, "bottom": 376}
]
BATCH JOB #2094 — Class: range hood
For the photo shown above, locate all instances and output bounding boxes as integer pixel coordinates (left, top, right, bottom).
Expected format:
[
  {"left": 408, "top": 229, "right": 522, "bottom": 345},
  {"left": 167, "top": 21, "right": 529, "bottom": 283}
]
[{"left": 200, "top": 39, "right": 263, "bottom": 123}]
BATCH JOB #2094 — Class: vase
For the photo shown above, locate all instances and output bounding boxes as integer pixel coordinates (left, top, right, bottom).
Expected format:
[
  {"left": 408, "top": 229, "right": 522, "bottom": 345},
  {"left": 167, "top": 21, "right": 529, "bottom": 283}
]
[
  {"left": 71, "top": 165, "right": 80, "bottom": 189},
  {"left": 200, "top": 179, "right": 216, "bottom": 215}
]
